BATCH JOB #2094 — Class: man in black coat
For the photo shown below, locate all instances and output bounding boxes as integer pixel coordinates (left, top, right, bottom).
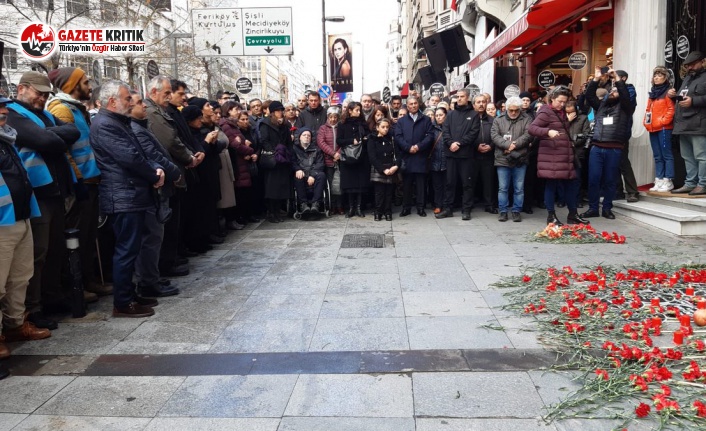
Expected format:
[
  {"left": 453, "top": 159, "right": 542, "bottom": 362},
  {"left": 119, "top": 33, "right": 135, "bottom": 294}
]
[
  {"left": 130, "top": 91, "right": 181, "bottom": 298},
  {"left": 472, "top": 95, "right": 498, "bottom": 214},
  {"left": 436, "top": 88, "right": 480, "bottom": 220},
  {"left": 90, "top": 80, "right": 165, "bottom": 318},
  {"left": 394, "top": 96, "right": 434, "bottom": 217},
  {"left": 7, "top": 71, "right": 80, "bottom": 329},
  {"left": 295, "top": 93, "right": 327, "bottom": 141}
]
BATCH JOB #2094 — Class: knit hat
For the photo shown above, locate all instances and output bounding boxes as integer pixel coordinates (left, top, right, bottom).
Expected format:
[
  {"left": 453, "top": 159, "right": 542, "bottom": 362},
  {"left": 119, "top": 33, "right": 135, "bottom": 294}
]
[
  {"left": 269, "top": 101, "right": 285, "bottom": 112},
  {"left": 653, "top": 66, "right": 669, "bottom": 76},
  {"left": 297, "top": 127, "right": 312, "bottom": 138},
  {"left": 47, "top": 67, "right": 86, "bottom": 93},
  {"left": 519, "top": 91, "right": 532, "bottom": 100},
  {"left": 187, "top": 97, "right": 209, "bottom": 110},
  {"left": 182, "top": 105, "right": 203, "bottom": 123}
]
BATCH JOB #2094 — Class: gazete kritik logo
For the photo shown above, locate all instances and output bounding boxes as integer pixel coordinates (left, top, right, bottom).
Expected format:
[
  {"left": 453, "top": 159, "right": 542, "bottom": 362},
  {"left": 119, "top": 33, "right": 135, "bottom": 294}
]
[
  {"left": 19, "top": 22, "right": 146, "bottom": 60},
  {"left": 20, "top": 23, "right": 56, "bottom": 59}
]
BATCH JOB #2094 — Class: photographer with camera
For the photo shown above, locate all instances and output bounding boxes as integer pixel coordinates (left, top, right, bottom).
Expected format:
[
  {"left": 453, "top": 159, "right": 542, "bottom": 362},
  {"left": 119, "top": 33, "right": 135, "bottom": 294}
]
[{"left": 580, "top": 67, "right": 636, "bottom": 220}]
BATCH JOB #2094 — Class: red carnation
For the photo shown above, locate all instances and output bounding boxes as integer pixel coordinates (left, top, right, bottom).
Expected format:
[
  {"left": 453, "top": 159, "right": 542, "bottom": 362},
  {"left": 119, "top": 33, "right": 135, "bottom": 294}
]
[{"left": 635, "top": 402, "right": 651, "bottom": 417}]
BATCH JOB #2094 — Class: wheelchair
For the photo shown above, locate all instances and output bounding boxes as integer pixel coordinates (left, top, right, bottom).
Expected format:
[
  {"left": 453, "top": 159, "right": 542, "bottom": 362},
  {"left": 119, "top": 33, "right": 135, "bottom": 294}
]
[{"left": 291, "top": 175, "right": 332, "bottom": 220}]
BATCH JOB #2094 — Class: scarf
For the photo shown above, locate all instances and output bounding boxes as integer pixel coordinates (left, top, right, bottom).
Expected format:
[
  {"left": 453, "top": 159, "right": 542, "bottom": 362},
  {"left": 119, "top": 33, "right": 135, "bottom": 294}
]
[
  {"left": 0, "top": 124, "right": 18, "bottom": 146},
  {"left": 648, "top": 82, "right": 670, "bottom": 100}
]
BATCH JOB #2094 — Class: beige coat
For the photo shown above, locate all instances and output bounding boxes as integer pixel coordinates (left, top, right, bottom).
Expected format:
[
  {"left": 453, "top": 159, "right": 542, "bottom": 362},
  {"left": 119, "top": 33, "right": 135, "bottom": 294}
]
[{"left": 217, "top": 146, "right": 236, "bottom": 209}]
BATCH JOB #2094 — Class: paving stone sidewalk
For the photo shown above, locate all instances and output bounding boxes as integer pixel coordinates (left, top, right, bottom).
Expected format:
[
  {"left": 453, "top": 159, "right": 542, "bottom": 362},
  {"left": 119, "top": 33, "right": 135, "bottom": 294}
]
[{"left": 0, "top": 208, "right": 703, "bottom": 430}]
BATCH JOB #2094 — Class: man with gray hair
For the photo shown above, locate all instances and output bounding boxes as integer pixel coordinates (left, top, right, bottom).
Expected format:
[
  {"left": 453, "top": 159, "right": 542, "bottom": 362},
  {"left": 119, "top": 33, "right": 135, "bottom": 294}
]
[
  {"left": 490, "top": 96, "right": 533, "bottom": 222},
  {"left": 90, "top": 80, "right": 165, "bottom": 318},
  {"left": 144, "top": 75, "right": 196, "bottom": 278},
  {"left": 436, "top": 88, "right": 480, "bottom": 220}
]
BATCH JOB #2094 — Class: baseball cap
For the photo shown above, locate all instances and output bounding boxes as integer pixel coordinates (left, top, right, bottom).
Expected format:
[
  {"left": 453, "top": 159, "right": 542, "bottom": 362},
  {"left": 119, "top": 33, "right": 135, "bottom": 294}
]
[{"left": 19, "top": 71, "right": 53, "bottom": 93}]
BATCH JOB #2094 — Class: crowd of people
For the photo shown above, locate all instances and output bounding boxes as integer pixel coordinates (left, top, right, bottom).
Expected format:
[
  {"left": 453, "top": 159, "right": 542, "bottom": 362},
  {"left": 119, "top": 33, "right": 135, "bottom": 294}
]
[{"left": 1, "top": 51, "right": 705, "bottom": 379}]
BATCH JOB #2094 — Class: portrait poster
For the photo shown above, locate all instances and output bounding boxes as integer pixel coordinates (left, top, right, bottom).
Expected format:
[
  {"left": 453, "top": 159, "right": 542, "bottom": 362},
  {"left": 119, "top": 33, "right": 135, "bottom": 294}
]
[{"left": 329, "top": 33, "right": 353, "bottom": 93}]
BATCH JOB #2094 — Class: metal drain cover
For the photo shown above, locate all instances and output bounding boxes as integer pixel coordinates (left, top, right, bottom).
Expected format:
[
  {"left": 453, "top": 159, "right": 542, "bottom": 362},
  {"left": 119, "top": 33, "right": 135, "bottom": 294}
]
[{"left": 341, "top": 234, "right": 385, "bottom": 248}]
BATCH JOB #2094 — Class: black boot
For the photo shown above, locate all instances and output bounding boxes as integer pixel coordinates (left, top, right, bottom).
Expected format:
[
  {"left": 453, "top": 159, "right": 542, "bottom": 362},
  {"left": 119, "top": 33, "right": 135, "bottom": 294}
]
[
  {"left": 547, "top": 211, "right": 563, "bottom": 226},
  {"left": 567, "top": 211, "right": 589, "bottom": 225},
  {"left": 355, "top": 194, "right": 364, "bottom": 217},
  {"left": 374, "top": 213, "right": 382, "bottom": 221}
]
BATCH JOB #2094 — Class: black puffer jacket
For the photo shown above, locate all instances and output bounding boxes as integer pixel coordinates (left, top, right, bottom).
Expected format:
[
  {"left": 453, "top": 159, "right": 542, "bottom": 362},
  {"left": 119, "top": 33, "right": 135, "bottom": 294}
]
[
  {"left": 292, "top": 141, "right": 324, "bottom": 177},
  {"left": 673, "top": 68, "right": 706, "bottom": 135},
  {"left": 90, "top": 109, "right": 160, "bottom": 214},
  {"left": 587, "top": 79, "right": 635, "bottom": 145},
  {"left": 442, "top": 103, "right": 480, "bottom": 159}
]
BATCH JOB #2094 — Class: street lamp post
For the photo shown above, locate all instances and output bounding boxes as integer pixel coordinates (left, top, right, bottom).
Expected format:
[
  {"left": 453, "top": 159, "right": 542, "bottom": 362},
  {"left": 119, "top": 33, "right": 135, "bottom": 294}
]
[
  {"left": 354, "top": 41, "right": 364, "bottom": 94},
  {"left": 321, "top": 0, "right": 344, "bottom": 83}
]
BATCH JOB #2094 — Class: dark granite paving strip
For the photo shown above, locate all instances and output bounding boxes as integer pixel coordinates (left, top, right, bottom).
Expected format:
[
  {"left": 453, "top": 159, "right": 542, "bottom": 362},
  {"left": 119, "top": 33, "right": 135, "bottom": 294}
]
[{"left": 6, "top": 349, "right": 563, "bottom": 377}]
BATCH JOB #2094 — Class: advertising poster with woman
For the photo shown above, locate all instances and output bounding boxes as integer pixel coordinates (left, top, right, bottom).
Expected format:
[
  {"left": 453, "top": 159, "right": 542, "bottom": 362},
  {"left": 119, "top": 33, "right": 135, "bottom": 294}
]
[{"left": 329, "top": 33, "right": 353, "bottom": 93}]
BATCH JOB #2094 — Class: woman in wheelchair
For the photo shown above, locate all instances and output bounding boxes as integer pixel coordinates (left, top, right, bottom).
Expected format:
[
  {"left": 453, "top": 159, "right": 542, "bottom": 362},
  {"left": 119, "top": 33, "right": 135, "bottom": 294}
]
[{"left": 292, "top": 128, "right": 326, "bottom": 214}]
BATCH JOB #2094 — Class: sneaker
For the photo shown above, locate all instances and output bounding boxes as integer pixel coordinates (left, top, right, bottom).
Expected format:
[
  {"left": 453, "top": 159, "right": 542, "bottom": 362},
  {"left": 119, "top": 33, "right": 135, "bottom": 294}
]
[
  {"left": 498, "top": 212, "right": 508, "bottom": 222},
  {"left": 310, "top": 201, "right": 320, "bottom": 212},
  {"left": 2, "top": 321, "right": 51, "bottom": 341},
  {"left": 649, "top": 178, "right": 663, "bottom": 192},
  {"left": 657, "top": 178, "right": 674, "bottom": 192},
  {"left": 511, "top": 212, "right": 522, "bottom": 222}
]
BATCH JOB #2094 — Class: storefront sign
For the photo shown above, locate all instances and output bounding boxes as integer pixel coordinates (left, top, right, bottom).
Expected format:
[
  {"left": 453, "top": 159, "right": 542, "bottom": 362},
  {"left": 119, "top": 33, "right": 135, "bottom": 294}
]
[
  {"left": 568, "top": 52, "right": 587, "bottom": 70},
  {"left": 466, "top": 84, "right": 481, "bottom": 98},
  {"left": 537, "top": 70, "right": 555, "bottom": 88},
  {"left": 382, "top": 86, "right": 391, "bottom": 103},
  {"left": 503, "top": 84, "right": 520, "bottom": 99},
  {"left": 676, "top": 35, "right": 690, "bottom": 60},
  {"left": 450, "top": 75, "right": 465, "bottom": 92},
  {"left": 236, "top": 77, "right": 253, "bottom": 94},
  {"left": 664, "top": 40, "right": 673, "bottom": 63},
  {"left": 429, "top": 83, "right": 445, "bottom": 98}
]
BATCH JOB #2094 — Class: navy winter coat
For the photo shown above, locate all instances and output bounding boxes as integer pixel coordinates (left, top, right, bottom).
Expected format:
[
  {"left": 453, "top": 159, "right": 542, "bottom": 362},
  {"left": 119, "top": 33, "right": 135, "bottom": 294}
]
[
  {"left": 90, "top": 109, "right": 161, "bottom": 214},
  {"left": 394, "top": 112, "right": 434, "bottom": 173},
  {"left": 131, "top": 118, "right": 181, "bottom": 197}
]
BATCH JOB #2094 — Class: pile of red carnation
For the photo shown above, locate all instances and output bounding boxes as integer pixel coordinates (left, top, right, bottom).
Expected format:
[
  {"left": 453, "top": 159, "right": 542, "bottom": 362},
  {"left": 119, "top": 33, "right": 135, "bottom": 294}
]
[{"left": 534, "top": 223, "right": 626, "bottom": 244}]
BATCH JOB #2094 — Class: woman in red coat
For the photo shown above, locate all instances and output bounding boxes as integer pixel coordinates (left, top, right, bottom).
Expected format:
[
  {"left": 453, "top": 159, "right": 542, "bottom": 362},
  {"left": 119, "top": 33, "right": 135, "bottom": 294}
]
[
  {"left": 220, "top": 105, "right": 257, "bottom": 226},
  {"left": 528, "top": 86, "right": 589, "bottom": 226},
  {"left": 317, "top": 107, "right": 343, "bottom": 213}
]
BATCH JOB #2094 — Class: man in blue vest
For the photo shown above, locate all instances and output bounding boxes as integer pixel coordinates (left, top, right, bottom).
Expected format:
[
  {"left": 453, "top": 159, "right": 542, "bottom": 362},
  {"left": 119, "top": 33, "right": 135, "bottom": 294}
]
[
  {"left": 7, "top": 71, "right": 80, "bottom": 330},
  {"left": 46, "top": 67, "right": 111, "bottom": 302},
  {"left": 1, "top": 95, "right": 52, "bottom": 379}
]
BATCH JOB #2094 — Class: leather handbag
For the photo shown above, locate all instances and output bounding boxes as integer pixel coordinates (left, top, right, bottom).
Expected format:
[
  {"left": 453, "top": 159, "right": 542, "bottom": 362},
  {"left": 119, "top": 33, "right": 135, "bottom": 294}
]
[
  {"left": 340, "top": 143, "right": 363, "bottom": 164},
  {"left": 258, "top": 150, "right": 276, "bottom": 169}
]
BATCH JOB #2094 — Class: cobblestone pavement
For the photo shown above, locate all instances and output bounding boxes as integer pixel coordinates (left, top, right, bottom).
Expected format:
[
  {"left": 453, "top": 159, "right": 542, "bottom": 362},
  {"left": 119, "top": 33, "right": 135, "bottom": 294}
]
[{"left": 1, "top": 208, "right": 704, "bottom": 430}]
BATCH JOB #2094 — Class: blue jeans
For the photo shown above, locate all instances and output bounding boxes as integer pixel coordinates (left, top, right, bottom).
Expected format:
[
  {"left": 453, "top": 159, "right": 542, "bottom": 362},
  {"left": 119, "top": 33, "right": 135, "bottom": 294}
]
[
  {"left": 112, "top": 212, "right": 146, "bottom": 308},
  {"left": 497, "top": 165, "right": 526, "bottom": 213},
  {"left": 649, "top": 129, "right": 674, "bottom": 179},
  {"left": 588, "top": 146, "right": 622, "bottom": 211},
  {"left": 679, "top": 134, "right": 706, "bottom": 188}
]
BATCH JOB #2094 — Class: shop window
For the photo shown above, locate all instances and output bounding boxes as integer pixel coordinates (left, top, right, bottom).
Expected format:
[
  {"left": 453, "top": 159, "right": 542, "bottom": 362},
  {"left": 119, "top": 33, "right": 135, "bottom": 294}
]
[{"left": 104, "top": 60, "right": 121, "bottom": 79}]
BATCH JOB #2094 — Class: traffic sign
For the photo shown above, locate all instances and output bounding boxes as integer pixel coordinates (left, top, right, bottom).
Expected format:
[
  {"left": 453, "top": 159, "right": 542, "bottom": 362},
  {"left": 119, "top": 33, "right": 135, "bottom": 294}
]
[
  {"left": 382, "top": 86, "right": 391, "bottom": 103},
  {"left": 236, "top": 77, "right": 253, "bottom": 94},
  {"left": 538, "top": 70, "right": 555, "bottom": 88},
  {"left": 568, "top": 52, "right": 587, "bottom": 70},
  {"left": 192, "top": 7, "right": 294, "bottom": 57},
  {"left": 429, "top": 83, "right": 445, "bottom": 98},
  {"left": 318, "top": 84, "right": 332, "bottom": 99},
  {"left": 146, "top": 60, "right": 160, "bottom": 80}
]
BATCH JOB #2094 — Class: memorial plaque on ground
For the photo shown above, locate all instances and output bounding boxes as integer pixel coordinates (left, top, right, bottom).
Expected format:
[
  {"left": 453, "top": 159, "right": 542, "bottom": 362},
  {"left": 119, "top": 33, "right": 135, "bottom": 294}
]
[
  {"left": 568, "top": 52, "right": 587, "bottom": 70},
  {"left": 538, "top": 70, "right": 555, "bottom": 88},
  {"left": 429, "top": 83, "right": 445, "bottom": 98},
  {"left": 236, "top": 77, "right": 253, "bottom": 94}
]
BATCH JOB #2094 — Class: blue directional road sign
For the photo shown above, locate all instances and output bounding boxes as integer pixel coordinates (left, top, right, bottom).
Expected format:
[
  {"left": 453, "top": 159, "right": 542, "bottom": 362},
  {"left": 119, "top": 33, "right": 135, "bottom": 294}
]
[{"left": 318, "top": 84, "right": 332, "bottom": 99}]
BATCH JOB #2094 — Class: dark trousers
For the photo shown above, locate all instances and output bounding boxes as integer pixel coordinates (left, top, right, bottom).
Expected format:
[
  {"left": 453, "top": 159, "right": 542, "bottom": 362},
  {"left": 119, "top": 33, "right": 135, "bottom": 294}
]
[
  {"left": 135, "top": 210, "right": 163, "bottom": 287},
  {"left": 444, "top": 158, "right": 474, "bottom": 212},
  {"left": 111, "top": 211, "right": 146, "bottom": 308},
  {"left": 234, "top": 187, "right": 253, "bottom": 222},
  {"left": 65, "top": 183, "right": 99, "bottom": 288},
  {"left": 159, "top": 190, "right": 182, "bottom": 273},
  {"left": 294, "top": 171, "right": 326, "bottom": 203},
  {"left": 373, "top": 182, "right": 395, "bottom": 215},
  {"left": 473, "top": 157, "right": 496, "bottom": 209},
  {"left": 402, "top": 172, "right": 426, "bottom": 210},
  {"left": 523, "top": 148, "right": 544, "bottom": 209},
  {"left": 429, "top": 170, "right": 446, "bottom": 209},
  {"left": 26, "top": 197, "right": 66, "bottom": 313},
  {"left": 618, "top": 140, "right": 638, "bottom": 195}
]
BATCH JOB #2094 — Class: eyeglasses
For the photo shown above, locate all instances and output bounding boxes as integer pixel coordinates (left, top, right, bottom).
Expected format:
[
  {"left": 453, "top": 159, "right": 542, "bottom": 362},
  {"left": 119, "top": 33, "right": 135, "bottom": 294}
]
[
  {"left": 507, "top": 108, "right": 520, "bottom": 113},
  {"left": 29, "top": 86, "right": 51, "bottom": 99}
]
